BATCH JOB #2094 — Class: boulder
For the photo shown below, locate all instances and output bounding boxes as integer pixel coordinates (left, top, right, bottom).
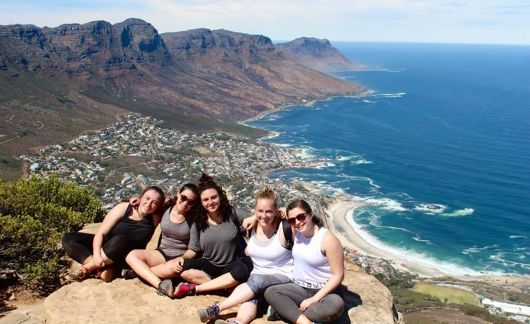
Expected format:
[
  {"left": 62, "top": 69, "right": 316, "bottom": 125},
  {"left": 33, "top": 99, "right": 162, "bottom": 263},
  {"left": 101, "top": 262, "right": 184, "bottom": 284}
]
[{"left": 38, "top": 261, "right": 399, "bottom": 323}]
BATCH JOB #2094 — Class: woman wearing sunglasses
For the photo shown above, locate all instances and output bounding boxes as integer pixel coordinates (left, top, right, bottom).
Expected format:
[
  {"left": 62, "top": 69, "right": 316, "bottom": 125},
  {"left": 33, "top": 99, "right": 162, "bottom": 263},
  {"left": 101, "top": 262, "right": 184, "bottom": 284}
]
[
  {"left": 197, "top": 187, "right": 293, "bottom": 324},
  {"left": 124, "top": 183, "right": 200, "bottom": 296},
  {"left": 264, "top": 199, "right": 345, "bottom": 324},
  {"left": 163, "top": 173, "right": 254, "bottom": 298}
]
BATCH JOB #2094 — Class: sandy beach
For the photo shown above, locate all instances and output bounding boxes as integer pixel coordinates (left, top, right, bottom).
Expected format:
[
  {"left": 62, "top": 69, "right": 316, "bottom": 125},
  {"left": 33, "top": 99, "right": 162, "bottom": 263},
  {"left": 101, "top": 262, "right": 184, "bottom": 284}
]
[
  {"left": 327, "top": 197, "right": 450, "bottom": 277},
  {"left": 327, "top": 197, "right": 530, "bottom": 291}
]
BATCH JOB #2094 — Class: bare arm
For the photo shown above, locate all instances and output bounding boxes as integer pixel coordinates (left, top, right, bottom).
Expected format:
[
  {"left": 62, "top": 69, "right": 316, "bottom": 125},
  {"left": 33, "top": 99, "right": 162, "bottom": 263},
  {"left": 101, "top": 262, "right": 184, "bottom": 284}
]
[
  {"left": 92, "top": 202, "right": 129, "bottom": 266},
  {"left": 300, "top": 231, "right": 344, "bottom": 311}
]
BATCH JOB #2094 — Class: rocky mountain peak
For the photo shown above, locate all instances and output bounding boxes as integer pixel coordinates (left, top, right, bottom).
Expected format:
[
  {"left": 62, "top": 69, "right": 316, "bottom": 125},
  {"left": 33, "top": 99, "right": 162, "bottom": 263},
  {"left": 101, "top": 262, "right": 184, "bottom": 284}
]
[{"left": 277, "top": 37, "right": 360, "bottom": 72}]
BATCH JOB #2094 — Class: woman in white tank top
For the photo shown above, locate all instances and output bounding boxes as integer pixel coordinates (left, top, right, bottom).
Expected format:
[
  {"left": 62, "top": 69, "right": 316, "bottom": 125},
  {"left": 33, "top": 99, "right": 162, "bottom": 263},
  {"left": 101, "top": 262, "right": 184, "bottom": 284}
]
[
  {"left": 197, "top": 188, "right": 293, "bottom": 324},
  {"left": 264, "top": 199, "right": 345, "bottom": 324}
]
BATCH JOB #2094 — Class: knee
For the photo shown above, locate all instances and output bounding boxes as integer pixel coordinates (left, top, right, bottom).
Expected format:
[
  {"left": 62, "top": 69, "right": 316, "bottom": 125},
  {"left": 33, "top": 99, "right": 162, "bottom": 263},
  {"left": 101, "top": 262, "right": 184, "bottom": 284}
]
[
  {"left": 61, "top": 232, "right": 77, "bottom": 251},
  {"left": 230, "top": 263, "right": 250, "bottom": 283},
  {"left": 125, "top": 250, "right": 139, "bottom": 264},
  {"left": 264, "top": 285, "right": 279, "bottom": 302}
]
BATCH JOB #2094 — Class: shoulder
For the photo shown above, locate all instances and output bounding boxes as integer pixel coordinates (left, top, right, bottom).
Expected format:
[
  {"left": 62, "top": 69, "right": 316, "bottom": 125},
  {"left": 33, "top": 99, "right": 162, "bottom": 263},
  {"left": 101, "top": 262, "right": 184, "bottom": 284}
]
[{"left": 321, "top": 229, "right": 342, "bottom": 249}]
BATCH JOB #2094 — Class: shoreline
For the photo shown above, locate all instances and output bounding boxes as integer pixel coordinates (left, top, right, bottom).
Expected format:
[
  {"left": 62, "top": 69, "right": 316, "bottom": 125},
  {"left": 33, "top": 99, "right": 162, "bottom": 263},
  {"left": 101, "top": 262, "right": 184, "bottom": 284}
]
[{"left": 325, "top": 196, "right": 530, "bottom": 285}]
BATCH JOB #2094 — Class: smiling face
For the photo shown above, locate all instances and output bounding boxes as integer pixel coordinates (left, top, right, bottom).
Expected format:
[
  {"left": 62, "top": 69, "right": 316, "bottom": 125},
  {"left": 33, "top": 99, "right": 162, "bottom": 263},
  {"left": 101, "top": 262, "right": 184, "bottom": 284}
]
[
  {"left": 138, "top": 189, "right": 163, "bottom": 216},
  {"left": 287, "top": 206, "right": 311, "bottom": 233},
  {"left": 255, "top": 198, "right": 277, "bottom": 229},
  {"left": 200, "top": 188, "right": 221, "bottom": 216},
  {"left": 176, "top": 188, "right": 197, "bottom": 214}
]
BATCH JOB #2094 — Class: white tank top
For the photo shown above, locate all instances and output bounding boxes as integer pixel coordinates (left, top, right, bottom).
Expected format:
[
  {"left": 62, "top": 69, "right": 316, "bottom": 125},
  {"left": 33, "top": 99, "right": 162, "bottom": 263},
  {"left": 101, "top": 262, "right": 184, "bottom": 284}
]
[
  {"left": 292, "top": 227, "right": 331, "bottom": 289},
  {"left": 246, "top": 227, "right": 293, "bottom": 276}
]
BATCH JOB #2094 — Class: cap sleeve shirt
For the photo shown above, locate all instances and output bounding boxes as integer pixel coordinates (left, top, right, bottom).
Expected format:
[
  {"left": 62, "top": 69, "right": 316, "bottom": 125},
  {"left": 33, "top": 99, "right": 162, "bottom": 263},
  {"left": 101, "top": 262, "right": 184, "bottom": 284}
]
[{"left": 188, "top": 216, "right": 243, "bottom": 268}]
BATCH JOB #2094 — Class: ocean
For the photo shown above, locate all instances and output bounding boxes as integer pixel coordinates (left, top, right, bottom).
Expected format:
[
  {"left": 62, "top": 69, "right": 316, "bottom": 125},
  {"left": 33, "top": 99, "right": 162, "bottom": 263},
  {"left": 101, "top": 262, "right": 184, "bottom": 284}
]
[{"left": 248, "top": 42, "right": 530, "bottom": 275}]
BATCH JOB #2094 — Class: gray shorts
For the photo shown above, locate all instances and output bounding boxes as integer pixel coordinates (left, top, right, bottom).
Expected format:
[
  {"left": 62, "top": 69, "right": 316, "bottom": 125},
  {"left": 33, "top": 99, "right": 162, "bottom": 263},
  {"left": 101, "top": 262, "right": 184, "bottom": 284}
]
[{"left": 246, "top": 273, "right": 292, "bottom": 304}]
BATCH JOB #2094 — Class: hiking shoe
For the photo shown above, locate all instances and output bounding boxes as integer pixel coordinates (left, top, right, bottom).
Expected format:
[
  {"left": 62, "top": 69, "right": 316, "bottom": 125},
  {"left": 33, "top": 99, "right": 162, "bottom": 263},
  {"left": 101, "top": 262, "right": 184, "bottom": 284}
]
[
  {"left": 213, "top": 320, "right": 241, "bottom": 324},
  {"left": 157, "top": 279, "right": 174, "bottom": 298},
  {"left": 174, "top": 282, "right": 196, "bottom": 298},
  {"left": 266, "top": 306, "right": 281, "bottom": 321},
  {"left": 121, "top": 268, "right": 137, "bottom": 279},
  {"left": 198, "top": 302, "right": 220, "bottom": 322}
]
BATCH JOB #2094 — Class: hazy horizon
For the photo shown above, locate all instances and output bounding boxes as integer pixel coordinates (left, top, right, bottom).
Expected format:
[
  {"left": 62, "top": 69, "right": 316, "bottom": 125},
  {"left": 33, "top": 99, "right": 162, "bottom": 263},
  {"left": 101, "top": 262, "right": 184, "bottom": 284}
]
[{"left": 1, "top": 0, "right": 529, "bottom": 46}]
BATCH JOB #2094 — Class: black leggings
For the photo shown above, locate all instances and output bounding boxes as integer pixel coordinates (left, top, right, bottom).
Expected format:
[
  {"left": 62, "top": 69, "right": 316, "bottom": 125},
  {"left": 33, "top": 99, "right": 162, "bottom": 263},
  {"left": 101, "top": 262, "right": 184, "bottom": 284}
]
[
  {"left": 62, "top": 232, "right": 145, "bottom": 266},
  {"left": 182, "top": 256, "right": 253, "bottom": 283}
]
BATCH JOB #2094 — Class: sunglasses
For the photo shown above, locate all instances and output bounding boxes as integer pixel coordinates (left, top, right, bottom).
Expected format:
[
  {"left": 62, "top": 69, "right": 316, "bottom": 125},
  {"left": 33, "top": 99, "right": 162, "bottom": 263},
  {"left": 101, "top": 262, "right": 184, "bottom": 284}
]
[
  {"left": 287, "top": 212, "right": 308, "bottom": 225},
  {"left": 180, "top": 194, "right": 196, "bottom": 205}
]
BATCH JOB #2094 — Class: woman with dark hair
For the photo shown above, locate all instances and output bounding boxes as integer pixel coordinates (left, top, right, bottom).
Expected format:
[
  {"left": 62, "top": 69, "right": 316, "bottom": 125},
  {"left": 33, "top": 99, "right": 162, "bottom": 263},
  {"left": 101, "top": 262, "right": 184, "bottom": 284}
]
[
  {"left": 162, "top": 173, "right": 253, "bottom": 298},
  {"left": 264, "top": 199, "right": 345, "bottom": 324},
  {"left": 62, "top": 186, "right": 165, "bottom": 282},
  {"left": 125, "top": 183, "right": 199, "bottom": 296}
]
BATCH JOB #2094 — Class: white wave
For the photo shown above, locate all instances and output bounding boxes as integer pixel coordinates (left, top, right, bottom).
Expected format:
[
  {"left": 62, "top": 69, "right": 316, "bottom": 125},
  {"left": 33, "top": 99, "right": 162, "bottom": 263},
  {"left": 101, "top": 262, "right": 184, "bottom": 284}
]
[
  {"left": 489, "top": 252, "right": 530, "bottom": 269},
  {"left": 413, "top": 235, "right": 432, "bottom": 244},
  {"left": 357, "top": 67, "right": 403, "bottom": 73},
  {"left": 353, "top": 159, "right": 373, "bottom": 165},
  {"left": 345, "top": 209, "right": 484, "bottom": 276},
  {"left": 360, "top": 197, "right": 408, "bottom": 212},
  {"left": 273, "top": 143, "right": 292, "bottom": 148},
  {"left": 371, "top": 92, "right": 406, "bottom": 98},
  {"left": 462, "top": 244, "right": 499, "bottom": 255},
  {"left": 336, "top": 155, "right": 355, "bottom": 161},
  {"left": 414, "top": 203, "right": 447, "bottom": 214},
  {"left": 440, "top": 208, "right": 474, "bottom": 217},
  {"left": 362, "top": 99, "right": 376, "bottom": 104},
  {"left": 510, "top": 235, "right": 528, "bottom": 239}
]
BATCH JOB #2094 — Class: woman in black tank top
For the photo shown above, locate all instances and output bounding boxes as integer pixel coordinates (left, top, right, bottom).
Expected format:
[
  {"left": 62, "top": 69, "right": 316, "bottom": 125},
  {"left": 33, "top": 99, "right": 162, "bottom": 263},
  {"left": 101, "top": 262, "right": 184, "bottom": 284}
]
[{"left": 62, "top": 186, "right": 165, "bottom": 281}]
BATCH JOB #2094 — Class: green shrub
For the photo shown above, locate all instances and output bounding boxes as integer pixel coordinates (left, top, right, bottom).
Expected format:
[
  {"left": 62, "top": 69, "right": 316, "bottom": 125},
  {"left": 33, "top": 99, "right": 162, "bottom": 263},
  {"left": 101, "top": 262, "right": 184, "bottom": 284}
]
[{"left": 0, "top": 176, "right": 103, "bottom": 293}]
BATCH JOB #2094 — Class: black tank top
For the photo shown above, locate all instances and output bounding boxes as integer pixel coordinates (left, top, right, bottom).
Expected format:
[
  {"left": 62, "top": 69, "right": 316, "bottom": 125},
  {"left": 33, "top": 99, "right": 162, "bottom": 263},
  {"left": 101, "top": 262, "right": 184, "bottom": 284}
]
[{"left": 109, "top": 204, "right": 155, "bottom": 245}]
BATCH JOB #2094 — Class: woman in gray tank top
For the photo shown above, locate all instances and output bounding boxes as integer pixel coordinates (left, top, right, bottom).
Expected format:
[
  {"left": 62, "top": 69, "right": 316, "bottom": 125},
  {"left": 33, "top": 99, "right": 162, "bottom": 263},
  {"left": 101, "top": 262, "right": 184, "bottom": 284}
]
[{"left": 125, "top": 183, "right": 199, "bottom": 297}]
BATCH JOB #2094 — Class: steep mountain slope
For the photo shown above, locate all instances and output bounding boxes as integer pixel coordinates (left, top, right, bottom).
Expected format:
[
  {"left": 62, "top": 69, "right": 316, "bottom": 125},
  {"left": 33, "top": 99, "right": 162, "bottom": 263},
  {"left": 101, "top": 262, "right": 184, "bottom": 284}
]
[
  {"left": 0, "top": 18, "right": 365, "bottom": 179},
  {"left": 277, "top": 37, "right": 360, "bottom": 72}
]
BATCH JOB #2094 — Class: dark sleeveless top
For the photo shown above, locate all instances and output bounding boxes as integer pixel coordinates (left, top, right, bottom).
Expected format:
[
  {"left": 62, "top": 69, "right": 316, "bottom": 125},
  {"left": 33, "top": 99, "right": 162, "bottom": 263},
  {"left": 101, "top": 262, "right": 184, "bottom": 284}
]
[{"left": 109, "top": 204, "right": 155, "bottom": 245}]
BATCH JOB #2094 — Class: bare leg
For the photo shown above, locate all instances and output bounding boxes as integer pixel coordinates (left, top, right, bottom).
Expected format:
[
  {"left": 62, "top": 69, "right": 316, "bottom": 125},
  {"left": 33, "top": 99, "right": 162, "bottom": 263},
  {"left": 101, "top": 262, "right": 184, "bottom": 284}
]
[
  {"left": 235, "top": 301, "right": 258, "bottom": 324},
  {"left": 181, "top": 269, "right": 212, "bottom": 285},
  {"left": 195, "top": 272, "right": 238, "bottom": 293},
  {"left": 125, "top": 249, "right": 166, "bottom": 288},
  {"left": 218, "top": 283, "right": 255, "bottom": 311},
  {"left": 296, "top": 314, "right": 312, "bottom": 324},
  {"left": 150, "top": 258, "right": 182, "bottom": 279}
]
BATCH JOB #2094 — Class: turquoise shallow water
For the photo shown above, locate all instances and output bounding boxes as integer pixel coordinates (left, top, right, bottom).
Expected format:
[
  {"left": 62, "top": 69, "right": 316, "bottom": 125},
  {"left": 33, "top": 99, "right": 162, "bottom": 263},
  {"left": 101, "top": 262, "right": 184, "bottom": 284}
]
[{"left": 249, "top": 42, "right": 530, "bottom": 275}]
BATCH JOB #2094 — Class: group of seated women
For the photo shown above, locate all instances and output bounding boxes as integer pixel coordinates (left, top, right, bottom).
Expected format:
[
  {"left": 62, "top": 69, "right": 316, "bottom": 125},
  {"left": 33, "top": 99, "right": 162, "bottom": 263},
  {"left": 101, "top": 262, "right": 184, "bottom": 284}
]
[{"left": 62, "top": 173, "right": 346, "bottom": 324}]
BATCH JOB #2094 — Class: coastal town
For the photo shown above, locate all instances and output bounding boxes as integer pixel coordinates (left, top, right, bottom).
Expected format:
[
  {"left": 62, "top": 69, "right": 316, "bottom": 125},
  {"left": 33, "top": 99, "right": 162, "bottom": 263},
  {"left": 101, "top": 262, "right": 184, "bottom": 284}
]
[
  {"left": 20, "top": 113, "right": 328, "bottom": 211},
  {"left": 19, "top": 113, "right": 530, "bottom": 323}
]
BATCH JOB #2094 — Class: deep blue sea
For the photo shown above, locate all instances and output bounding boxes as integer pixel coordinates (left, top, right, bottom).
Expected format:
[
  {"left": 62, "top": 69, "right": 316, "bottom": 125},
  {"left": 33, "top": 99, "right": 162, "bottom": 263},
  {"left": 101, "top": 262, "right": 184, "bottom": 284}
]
[{"left": 248, "top": 42, "right": 530, "bottom": 275}]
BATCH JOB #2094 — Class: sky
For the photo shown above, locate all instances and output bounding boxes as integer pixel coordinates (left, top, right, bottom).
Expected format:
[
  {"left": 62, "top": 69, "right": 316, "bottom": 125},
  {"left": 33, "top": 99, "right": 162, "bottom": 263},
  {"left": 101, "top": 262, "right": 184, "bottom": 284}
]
[{"left": 1, "top": 0, "right": 529, "bottom": 45}]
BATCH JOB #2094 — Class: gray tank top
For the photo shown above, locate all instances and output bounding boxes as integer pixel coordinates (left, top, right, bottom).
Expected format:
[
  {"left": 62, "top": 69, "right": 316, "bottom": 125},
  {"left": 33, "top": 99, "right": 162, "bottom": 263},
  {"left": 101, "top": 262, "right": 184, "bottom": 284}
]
[{"left": 158, "top": 206, "right": 192, "bottom": 258}]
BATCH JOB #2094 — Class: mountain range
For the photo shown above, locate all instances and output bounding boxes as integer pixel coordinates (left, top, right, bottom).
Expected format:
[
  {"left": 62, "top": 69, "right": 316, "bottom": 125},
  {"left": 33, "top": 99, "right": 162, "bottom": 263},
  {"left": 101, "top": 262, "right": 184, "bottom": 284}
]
[{"left": 0, "top": 18, "right": 364, "bottom": 179}]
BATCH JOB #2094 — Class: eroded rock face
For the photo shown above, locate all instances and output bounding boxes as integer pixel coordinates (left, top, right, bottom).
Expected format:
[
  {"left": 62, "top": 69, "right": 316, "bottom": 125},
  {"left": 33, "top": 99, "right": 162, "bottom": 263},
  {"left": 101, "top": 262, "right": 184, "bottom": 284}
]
[{"left": 41, "top": 261, "right": 399, "bottom": 324}]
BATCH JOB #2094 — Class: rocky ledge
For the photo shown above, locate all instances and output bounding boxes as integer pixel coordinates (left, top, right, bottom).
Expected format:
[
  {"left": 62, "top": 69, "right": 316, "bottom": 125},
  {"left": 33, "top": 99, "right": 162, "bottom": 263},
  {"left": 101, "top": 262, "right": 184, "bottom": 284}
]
[{"left": 2, "top": 261, "right": 400, "bottom": 323}]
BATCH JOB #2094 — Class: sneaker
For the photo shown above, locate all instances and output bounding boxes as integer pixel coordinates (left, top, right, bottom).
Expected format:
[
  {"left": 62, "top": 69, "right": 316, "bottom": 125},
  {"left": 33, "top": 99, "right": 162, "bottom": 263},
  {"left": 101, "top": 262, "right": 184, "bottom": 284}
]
[
  {"left": 121, "top": 268, "right": 137, "bottom": 279},
  {"left": 266, "top": 306, "right": 281, "bottom": 321},
  {"left": 157, "top": 279, "right": 174, "bottom": 298},
  {"left": 174, "top": 282, "right": 196, "bottom": 298},
  {"left": 213, "top": 320, "right": 240, "bottom": 324},
  {"left": 197, "top": 302, "right": 220, "bottom": 322}
]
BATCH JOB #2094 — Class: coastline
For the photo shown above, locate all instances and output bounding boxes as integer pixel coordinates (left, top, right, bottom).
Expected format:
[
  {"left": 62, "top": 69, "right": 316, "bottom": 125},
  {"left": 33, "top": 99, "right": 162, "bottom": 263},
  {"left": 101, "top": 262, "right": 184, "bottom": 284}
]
[
  {"left": 326, "top": 197, "right": 446, "bottom": 277},
  {"left": 325, "top": 196, "right": 530, "bottom": 289}
]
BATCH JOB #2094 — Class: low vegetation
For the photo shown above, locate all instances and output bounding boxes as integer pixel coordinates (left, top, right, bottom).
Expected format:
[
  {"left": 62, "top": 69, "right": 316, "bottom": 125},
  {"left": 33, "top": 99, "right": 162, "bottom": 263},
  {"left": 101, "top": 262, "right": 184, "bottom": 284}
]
[
  {"left": 0, "top": 176, "right": 103, "bottom": 293},
  {"left": 376, "top": 272, "right": 518, "bottom": 324},
  {"left": 412, "top": 283, "right": 479, "bottom": 305}
]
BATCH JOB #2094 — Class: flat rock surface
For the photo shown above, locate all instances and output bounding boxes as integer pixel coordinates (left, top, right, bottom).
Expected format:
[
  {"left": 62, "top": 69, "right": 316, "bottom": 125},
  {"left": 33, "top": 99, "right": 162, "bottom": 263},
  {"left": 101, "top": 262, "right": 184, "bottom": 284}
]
[{"left": 41, "top": 261, "right": 396, "bottom": 323}]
